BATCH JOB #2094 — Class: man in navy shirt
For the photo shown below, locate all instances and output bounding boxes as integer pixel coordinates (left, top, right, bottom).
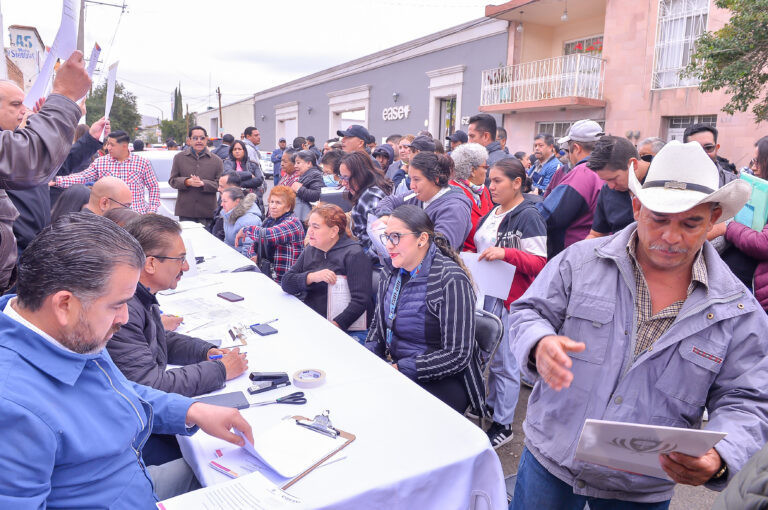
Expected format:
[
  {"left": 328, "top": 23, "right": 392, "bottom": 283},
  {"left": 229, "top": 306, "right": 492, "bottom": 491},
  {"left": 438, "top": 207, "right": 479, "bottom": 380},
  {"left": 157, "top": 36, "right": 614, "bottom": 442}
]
[{"left": 586, "top": 135, "right": 646, "bottom": 238}]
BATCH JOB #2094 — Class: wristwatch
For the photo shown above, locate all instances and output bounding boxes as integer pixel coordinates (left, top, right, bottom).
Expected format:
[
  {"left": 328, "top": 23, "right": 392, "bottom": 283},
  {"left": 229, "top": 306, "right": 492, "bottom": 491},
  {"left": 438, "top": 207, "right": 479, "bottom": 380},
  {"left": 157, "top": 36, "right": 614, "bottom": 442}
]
[{"left": 710, "top": 459, "right": 728, "bottom": 482}]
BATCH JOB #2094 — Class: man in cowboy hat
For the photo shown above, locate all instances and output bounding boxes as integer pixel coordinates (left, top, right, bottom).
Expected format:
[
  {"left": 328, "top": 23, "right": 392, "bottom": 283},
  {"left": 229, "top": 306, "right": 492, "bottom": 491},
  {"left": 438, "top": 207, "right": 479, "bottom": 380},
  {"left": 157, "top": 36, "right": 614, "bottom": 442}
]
[{"left": 508, "top": 141, "right": 768, "bottom": 509}]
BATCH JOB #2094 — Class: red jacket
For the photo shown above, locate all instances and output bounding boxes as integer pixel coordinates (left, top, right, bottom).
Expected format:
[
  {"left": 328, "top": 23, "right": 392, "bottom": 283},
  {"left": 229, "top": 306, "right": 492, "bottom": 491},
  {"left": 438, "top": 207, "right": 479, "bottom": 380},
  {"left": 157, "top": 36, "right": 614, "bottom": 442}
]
[
  {"left": 726, "top": 221, "right": 768, "bottom": 311},
  {"left": 450, "top": 179, "right": 494, "bottom": 252}
]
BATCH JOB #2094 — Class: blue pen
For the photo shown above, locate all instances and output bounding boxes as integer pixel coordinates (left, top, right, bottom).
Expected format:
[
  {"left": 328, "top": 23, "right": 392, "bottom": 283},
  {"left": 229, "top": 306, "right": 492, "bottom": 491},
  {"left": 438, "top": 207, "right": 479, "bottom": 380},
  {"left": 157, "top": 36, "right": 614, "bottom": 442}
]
[{"left": 209, "top": 354, "right": 223, "bottom": 360}]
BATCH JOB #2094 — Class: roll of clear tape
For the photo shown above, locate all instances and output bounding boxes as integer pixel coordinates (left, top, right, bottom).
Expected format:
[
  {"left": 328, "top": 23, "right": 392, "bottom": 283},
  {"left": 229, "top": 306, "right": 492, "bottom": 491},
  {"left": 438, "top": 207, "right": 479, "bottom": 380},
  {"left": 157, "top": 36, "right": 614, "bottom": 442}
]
[{"left": 292, "top": 369, "right": 326, "bottom": 388}]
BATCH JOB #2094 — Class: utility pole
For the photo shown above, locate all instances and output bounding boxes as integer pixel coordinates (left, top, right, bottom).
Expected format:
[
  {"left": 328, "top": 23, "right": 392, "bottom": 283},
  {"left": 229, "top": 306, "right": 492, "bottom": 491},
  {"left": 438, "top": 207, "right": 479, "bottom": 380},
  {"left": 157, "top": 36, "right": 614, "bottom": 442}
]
[
  {"left": 77, "top": 0, "right": 85, "bottom": 53},
  {"left": 216, "top": 86, "right": 222, "bottom": 128}
]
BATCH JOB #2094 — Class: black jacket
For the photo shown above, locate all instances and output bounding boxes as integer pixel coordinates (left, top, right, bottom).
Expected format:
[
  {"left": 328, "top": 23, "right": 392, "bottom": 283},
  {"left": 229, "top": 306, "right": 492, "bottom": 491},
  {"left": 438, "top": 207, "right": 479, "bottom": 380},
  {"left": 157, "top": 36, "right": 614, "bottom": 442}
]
[
  {"left": 281, "top": 235, "right": 373, "bottom": 331},
  {"left": 12, "top": 132, "right": 103, "bottom": 253},
  {"left": 106, "top": 282, "right": 226, "bottom": 397}
]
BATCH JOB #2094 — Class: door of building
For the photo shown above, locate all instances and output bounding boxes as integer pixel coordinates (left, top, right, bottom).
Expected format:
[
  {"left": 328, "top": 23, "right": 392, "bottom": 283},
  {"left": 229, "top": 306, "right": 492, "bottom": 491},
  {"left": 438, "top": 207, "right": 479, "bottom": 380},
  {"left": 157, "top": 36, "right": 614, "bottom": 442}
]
[
  {"left": 438, "top": 97, "right": 457, "bottom": 142},
  {"left": 278, "top": 117, "right": 298, "bottom": 145}
]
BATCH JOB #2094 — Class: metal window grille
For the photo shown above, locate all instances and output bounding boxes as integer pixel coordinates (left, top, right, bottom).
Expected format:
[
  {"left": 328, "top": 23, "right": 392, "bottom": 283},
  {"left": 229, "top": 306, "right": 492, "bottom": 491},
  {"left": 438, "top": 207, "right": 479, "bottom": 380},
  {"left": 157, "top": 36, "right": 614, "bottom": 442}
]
[
  {"left": 652, "top": 0, "right": 709, "bottom": 89},
  {"left": 564, "top": 35, "right": 604, "bottom": 56},
  {"left": 536, "top": 120, "right": 606, "bottom": 140}
]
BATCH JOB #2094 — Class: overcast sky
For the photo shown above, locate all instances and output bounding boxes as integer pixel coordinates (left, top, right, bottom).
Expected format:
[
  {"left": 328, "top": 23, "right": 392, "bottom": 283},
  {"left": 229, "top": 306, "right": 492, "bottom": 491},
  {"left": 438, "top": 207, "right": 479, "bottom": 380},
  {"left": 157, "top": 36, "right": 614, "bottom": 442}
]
[{"left": 3, "top": 0, "right": 494, "bottom": 121}]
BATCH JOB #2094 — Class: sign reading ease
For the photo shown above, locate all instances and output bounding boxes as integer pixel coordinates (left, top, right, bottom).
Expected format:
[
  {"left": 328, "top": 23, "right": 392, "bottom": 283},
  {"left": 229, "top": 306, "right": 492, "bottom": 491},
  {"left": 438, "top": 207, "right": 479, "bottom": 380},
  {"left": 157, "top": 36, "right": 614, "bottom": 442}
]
[{"left": 382, "top": 105, "right": 411, "bottom": 121}]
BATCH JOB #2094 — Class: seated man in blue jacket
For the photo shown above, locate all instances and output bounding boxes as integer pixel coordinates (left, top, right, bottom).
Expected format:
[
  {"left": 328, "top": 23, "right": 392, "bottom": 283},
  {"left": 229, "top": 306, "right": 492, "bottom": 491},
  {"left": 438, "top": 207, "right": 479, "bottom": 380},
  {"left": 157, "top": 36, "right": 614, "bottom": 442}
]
[{"left": 0, "top": 213, "right": 253, "bottom": 508}]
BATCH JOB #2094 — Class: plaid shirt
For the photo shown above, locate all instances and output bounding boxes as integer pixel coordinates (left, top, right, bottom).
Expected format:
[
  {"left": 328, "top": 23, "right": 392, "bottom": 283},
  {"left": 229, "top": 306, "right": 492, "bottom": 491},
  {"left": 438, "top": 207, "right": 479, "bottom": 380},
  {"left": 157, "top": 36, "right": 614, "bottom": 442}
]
[
  {"left": 627, "top": 230, "right": 708, "bottom": 357},
  {"left": 54, "top": 154, "right": 160, "bottom": 214},
  {"left": 243, "top": 214, "right": 305, "bottom": 282},
  {"left": 350, "top": 186, "right": 387, "bottom": 258},
  {"left": 278, "top": 173, "right": 299, "bottom": 187}
]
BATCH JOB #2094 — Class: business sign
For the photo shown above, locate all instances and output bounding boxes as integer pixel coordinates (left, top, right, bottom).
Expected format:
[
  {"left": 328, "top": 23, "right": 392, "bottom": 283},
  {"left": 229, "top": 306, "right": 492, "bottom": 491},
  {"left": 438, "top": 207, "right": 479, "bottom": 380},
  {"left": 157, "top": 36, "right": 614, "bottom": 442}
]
[{"left": 382, "top": 105, "right": 411, "bottom": 121}]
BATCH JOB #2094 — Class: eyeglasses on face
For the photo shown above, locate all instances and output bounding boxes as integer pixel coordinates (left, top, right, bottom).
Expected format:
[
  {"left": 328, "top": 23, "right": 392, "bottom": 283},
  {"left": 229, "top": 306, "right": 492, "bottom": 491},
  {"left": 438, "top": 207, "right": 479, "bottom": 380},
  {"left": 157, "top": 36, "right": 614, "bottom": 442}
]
[
  {"left": 339, "top": 175, "right": 351, "bottom": 183},
  {"left": 149, "top": 254, "right": 186, "bottom": 263},
  {"left": 379, "top": 232, "right": 419, "bottom": 246},
  {"left": 107, "top": 197, "right": 132, "bottom": 209},
  {"left": 639, "top": 154, "right": 653, "bottom": 163},
  {"left": 190, "top": 136, "right": 206, "bottom": 141},
  {"left": 702, "top": 143, "right": 717, "bottom": 153}
]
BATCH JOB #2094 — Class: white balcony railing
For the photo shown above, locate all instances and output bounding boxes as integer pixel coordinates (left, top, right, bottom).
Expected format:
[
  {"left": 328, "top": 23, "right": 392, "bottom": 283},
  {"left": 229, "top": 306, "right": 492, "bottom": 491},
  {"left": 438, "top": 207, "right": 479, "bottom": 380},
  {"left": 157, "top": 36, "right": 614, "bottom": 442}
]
[{"left": 481, "top": 54, "right": 606, "bottom": 107}]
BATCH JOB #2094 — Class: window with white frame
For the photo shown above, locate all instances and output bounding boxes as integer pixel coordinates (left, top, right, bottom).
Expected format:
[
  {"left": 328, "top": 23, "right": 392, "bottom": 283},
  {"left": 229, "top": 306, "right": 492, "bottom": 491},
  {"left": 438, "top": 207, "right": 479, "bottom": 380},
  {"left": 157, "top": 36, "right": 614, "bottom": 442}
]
[
  {"left": 665, "top": 114, "right": 717, "bottom": 141},
  {"left": 536, "top": 120, "right": 605, "bottom": 141},
  {"left": 652, "top": 0, "right": 709, "bottom": 90},
  {"left": 564, "top": 35, "right": 603, "bottom": 56}
]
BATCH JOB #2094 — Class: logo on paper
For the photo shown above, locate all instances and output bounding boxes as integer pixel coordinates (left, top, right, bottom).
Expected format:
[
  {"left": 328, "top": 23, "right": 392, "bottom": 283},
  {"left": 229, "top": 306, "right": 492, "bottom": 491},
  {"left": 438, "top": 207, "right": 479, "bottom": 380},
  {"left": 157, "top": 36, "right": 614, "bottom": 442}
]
[{"left": 610, "top": 438, "right": 677, "bottom": 454}]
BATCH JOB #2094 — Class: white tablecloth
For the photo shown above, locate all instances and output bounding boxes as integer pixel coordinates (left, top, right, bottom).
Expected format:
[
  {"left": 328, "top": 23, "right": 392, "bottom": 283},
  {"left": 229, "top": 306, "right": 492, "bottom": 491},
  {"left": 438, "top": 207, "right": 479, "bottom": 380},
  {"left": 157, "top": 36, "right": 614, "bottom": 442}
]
[{"left": 158, "top": 227, "right": 507, "bottom": 510}]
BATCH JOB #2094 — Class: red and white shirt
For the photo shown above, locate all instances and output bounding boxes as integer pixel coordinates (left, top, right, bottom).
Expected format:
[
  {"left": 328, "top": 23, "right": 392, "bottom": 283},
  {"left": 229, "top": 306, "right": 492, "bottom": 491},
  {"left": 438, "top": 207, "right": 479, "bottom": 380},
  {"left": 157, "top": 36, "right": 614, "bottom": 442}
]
[{"left": 54, "top": 154, "right": 160, "bottom": 213}]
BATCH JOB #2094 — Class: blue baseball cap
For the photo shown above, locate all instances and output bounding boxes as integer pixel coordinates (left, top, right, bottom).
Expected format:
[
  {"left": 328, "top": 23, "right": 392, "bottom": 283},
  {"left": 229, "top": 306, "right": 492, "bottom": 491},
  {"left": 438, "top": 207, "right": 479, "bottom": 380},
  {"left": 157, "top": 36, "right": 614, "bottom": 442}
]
[{"left": 337, "top": 124, "right": 372, "bottom": 144}]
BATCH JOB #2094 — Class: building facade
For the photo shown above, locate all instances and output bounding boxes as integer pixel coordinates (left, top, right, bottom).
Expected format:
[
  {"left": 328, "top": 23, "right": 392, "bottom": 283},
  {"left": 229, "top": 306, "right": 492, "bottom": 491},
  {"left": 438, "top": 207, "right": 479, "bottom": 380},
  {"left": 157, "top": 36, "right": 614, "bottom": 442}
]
[
  {"left": 7, "top": 25, "right": 46, "bottom": 94},
  {"left": 481, "top": 0, "right": 762, "bottom": 167},
  {"left": 196, "top": 18, "right": 509, "bottom": 150},
  {"left": 195, "top": 96, "right": 256, "bottom": 140}
]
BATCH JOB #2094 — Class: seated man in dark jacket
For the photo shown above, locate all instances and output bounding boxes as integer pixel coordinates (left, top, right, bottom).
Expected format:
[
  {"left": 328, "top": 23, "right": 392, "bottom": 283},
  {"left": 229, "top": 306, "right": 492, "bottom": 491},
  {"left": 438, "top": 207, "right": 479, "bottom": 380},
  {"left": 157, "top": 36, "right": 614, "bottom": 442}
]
[{"left": 107, "top": 213, "right": 248, "bottom": 397}]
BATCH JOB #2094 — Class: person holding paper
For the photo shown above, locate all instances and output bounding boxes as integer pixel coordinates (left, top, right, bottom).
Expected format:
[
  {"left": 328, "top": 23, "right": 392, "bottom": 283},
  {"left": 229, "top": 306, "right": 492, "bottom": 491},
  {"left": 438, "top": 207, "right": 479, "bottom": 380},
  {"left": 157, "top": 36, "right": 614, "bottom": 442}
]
[
  {"left": 507, "top": 141, "right": 768, "bottom": 509},
  {"left": 0, "top": 213, "right": 253, "bottom": 509},
  {"left": 470, "top": 157, "right": 547, "bottom": 449},
  {"left": 366, "top": 205, "right": 487, "bottom": 417},
  {"left": 281, "top": 203, "right": 372, "bottom": 343},
  {"left": 338, "top": 151, "right": 393, "bottom": 261}
]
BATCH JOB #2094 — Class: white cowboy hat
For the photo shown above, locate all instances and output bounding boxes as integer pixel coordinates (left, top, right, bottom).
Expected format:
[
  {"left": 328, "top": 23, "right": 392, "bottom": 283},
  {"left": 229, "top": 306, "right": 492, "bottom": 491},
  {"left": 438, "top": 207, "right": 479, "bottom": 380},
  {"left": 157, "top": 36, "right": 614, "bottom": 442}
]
[{"left": 628, "top": 140, "right": 751, "bottom": 223}]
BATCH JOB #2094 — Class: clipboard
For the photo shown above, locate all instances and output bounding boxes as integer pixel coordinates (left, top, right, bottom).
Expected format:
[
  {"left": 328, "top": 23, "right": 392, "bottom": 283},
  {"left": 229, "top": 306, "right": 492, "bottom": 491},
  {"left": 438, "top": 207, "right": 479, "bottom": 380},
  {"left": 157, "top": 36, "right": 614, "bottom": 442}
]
[{"left": 282, "top": 413, "right": 355, "bottom": 490}]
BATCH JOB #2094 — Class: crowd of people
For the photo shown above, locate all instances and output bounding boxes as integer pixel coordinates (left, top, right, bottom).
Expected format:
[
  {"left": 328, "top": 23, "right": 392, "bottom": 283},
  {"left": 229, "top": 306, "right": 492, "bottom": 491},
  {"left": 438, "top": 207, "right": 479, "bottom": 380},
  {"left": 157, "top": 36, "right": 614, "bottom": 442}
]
[{"left": 2, "top": 50, "right": 768, "bottom": 509}]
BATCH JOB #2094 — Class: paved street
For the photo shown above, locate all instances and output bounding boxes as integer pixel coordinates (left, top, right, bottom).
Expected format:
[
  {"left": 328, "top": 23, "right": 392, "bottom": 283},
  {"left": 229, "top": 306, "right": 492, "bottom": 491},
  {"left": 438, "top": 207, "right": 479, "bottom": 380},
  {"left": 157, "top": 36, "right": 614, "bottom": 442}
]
[{"left": 492, "top": 386, "right": 719, "bottom": 509}]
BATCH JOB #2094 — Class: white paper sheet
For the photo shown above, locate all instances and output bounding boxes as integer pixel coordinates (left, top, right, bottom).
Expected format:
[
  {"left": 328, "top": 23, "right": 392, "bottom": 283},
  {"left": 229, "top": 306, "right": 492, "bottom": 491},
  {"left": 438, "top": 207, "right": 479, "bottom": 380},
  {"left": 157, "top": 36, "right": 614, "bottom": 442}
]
[
  {"left": 459, "top": 252, "right": 516, "bottom": 300},
  {"left": 236, "top": 420, "right": 348, "bottom": 478},
  {"left": 575, "top": 419, "right": 726, "bottom": 480},
  {"left": 327, "top": 276, "right": 366, "bottom": 331},
  {"left": 156, "top": 470, "right": 302, "bottom": 510},
  {"left": 86, "top": 42, "right": 100, "bottom": 78},
  {"left": 24, "top": 0, "right": 78, "bottom": 108},
  {"left": 101, "top": 61, "right": 119, "bottom": 140},
  {"left": 209, "top": 447, "right": 264, "bottom": 479}
]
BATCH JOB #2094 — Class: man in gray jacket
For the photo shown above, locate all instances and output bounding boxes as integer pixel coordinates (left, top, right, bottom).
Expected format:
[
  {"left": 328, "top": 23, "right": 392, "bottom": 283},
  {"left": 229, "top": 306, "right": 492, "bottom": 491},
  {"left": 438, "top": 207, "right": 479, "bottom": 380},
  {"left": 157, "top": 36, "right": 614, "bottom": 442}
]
[
  {"left": 0, "top": 51, "right": 91, "bottom": 292},
  {"left": 107, "top": 214, "right": 248, "bottom": 397},
  {"left": 509, "top": 141, "right": 768, "bottom": 508}
]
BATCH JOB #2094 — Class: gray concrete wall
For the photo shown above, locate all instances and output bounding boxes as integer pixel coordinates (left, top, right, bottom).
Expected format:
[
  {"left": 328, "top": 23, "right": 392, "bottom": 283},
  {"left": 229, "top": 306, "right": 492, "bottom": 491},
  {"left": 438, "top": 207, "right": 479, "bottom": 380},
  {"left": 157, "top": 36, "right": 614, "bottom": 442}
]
[{"left": 252, "top": 32, "right": 507, "bottom": 150}]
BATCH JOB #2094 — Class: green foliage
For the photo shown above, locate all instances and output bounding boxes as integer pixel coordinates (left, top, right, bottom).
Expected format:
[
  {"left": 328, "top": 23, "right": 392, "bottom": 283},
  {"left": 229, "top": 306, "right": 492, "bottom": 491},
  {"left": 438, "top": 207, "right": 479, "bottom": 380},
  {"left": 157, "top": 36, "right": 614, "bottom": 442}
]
[
  {"left": 160, "top": 118, "right": 189, "bottom": 144},
  {"left": 173, "top": 85, "right": 184, "bottom": 121},
  {"left": 85, "top": 81, "right": 141, "bottom": 135},
  {"left": 685, "top": 0, "right": 768, "bottom": 121}
]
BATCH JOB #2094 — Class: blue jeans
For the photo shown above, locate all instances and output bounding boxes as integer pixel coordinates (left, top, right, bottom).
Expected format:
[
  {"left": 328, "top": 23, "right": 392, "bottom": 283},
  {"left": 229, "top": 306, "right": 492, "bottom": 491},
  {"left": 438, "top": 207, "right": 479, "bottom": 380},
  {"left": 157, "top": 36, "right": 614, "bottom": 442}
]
[
  {"left": 348, "top": 330, "right": 368, "bottom": 345},
  {"left": 510, "top": 448, "right": 671, "bottom": 510}
]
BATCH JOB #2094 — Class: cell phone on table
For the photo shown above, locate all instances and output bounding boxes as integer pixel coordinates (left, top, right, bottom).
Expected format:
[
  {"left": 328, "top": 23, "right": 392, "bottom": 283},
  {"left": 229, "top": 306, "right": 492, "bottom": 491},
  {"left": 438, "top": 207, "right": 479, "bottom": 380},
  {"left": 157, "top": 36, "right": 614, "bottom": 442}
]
[
  {"left": 251, "top": 323, "right": 278, "bottom": 336},
  {"left": 217, "top": 291, "right": 244, "bottom": 302}
]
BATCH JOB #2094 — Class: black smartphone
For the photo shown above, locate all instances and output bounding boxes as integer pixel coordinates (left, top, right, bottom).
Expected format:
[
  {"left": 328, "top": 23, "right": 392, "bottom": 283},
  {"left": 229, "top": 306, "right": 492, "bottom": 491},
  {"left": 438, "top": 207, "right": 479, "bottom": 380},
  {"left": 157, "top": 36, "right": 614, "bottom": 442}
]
[
  {"left": 251, "top": 323, "right": 278, "bottom": 336},
  {"left": 217, "top": 292, "right": 244, "bottom": 302}
]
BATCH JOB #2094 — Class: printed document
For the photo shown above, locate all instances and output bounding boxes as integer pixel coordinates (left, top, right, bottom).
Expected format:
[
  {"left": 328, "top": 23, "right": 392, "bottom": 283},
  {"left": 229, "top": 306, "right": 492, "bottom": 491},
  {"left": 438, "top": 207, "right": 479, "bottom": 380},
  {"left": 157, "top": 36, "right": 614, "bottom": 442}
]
[
  {"left": 459, "top": 252, "right": 516, "bottom": 301},
  {"left": 156, "top": 470, "right": 302, "bottom": 510},
  {"left": 575, "top": 419, "right": 726, "bottom": 480},
  {"left": 328, "top": 276, "right": 366, "bottom": 331}
]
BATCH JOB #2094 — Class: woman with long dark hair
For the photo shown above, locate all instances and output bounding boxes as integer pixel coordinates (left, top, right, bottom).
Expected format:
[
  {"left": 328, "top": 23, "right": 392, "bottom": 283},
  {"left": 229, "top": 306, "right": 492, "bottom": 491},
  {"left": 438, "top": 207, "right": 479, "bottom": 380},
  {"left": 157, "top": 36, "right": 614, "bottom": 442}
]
[
  {"left": 338, "top": 151, "right": 393, "bottom": 260},
  {"left": 366, "top": 204, "right": 486, "bottom": 416},
  {"left": 473, "top": 157, "right": 547, "bottom": 447},
  {"left": 223, "top": 139, "right": 264, "bottom": 193},
  {"left": 376, "top": 152, "right": 472, "bottom": 250}
]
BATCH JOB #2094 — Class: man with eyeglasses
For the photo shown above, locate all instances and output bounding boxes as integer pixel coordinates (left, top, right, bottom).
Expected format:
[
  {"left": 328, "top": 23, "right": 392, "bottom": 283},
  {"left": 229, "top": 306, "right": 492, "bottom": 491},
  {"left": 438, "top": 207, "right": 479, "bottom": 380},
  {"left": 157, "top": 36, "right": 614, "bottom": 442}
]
[
  {"left": 82, "top": 176, "right": 132, "bottom": 215},
  {"left": 683, "top": 124, "right": 738, "bottom": 187},
  {"left": 53, "top": 129, "right": 160, "bottom": 214},
  {"left": 169, "top": 126, "right": 223, "bottom": 227}
]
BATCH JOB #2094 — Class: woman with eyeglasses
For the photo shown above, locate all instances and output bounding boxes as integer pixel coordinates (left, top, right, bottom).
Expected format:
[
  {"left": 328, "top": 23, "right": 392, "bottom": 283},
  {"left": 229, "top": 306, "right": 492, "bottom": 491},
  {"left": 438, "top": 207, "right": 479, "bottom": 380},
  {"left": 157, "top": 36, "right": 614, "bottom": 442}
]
[
  {"left": 223, "top": 140, "right": 265, "bottom": 195},
  {"left": 281, "top": 204, "right": 372, "bottom": 343},
  {"left": 338, "top": 152, "right": 393, "bottom": 261},
  {"left": 376, "top": 152, "right": 472, "bottom": 251},
  {"left": 449, "top": 142, "right": 493, "bottom": 252},
  {"left": 713, "top": 136, "right": 768, "bottom": 312},
  {"left": 290, "top": 150, "right": 325, "bottom": 222},
  {"left": 366, "top": 204, "right": 487, "bottom": 415}
]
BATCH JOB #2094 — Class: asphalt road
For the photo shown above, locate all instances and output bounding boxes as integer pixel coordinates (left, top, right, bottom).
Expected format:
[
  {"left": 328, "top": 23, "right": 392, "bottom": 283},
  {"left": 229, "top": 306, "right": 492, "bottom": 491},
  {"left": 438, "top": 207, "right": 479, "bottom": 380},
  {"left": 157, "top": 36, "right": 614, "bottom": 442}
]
[{"left": 490, "top": 386, "right": 719, "bottom": 509}]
